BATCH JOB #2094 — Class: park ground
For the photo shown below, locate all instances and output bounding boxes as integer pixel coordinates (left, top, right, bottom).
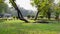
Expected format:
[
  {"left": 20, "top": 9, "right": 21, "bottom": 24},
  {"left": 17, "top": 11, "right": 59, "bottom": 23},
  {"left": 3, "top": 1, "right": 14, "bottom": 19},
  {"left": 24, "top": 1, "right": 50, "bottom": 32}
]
[{"left": 0, "top": 19, "right": 60, "bottom": 34}]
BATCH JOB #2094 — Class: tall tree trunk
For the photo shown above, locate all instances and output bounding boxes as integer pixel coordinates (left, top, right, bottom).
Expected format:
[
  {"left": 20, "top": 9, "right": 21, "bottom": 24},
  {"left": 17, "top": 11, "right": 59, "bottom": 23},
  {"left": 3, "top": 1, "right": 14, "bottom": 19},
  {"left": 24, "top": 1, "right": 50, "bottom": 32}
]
[
  {"left": 47, "top": 11, "right": 51, "bottom": 20},
  {"left": 35, "top": 11, "right": 40, "bottom": 20},
  {"left": 10, "top": 0, "right": 29, "bottom": 22},
  {"left": 55, "top": 13, "right": 59, "bottom": 20},
  {"left": 47, "top": 8, "right": 51, "bottom": 20},
  {"left": 55, "top": 15, "right": 59, "bottom": 20}
]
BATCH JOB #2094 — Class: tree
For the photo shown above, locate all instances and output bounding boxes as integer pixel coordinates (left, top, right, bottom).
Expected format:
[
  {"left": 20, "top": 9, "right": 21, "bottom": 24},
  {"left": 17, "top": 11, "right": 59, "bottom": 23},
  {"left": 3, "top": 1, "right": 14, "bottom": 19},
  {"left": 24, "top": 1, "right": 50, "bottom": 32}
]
[
  {"left": 31, "top": 0, "right": 42, "bottom": 20},
  {"left": 0, "top": 0, "right": 8, "bottom": 13},
  {"left": 0, "top": 0, "right": 4, "bottom": 3},
  {"left": 54, "top": 5, "right": 60, "bottom": 20},
  {"left": 31, "top": 0, "right": 54, "bottom": 20},
  {"left": 9, "top": 0, "right": 29, "bottom": 22}
]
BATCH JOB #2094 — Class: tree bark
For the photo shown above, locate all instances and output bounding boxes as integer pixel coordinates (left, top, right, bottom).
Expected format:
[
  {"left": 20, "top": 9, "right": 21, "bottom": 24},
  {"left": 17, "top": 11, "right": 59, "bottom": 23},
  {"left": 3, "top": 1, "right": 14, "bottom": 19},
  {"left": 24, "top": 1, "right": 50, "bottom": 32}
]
[
  {"left": 55, "top": 13, "right": 59, "bottom": 20},
  {"left": 35, "top": 11, "right": 40, "bottom": 20},
  {"left": 47, "top": 8, "right": 51, "bottom": 20},
  {"left": 47, "top": 11, "right": 51, "bottom": 20},
  {"left": 10, "top": 0, "right": 29, "bottom": 22}
]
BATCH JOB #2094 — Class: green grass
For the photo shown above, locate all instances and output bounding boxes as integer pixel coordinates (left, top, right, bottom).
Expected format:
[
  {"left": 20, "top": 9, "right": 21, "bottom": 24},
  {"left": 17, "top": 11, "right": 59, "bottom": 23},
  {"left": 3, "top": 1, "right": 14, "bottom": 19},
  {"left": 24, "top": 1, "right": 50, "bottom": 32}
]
[{"left": 0, "top": 20, "right": 60, "bottom": 34}]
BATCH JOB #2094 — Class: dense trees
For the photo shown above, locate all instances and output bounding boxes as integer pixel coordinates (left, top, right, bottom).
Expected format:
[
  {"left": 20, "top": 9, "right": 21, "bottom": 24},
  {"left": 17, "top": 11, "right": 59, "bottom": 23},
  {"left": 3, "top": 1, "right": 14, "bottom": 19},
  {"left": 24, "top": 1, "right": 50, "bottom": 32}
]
[
  {"left": 0, "top": 0, "right": 60, "bottom": 23},
  {"left": 0, "top": 0, "right": 8, "bottom": 13},
  {"left": 31, "top": 0, "right": 54, "bottom": 20},
  {"left": 54, "top": 3, "right": 60, "bottom": 20}
]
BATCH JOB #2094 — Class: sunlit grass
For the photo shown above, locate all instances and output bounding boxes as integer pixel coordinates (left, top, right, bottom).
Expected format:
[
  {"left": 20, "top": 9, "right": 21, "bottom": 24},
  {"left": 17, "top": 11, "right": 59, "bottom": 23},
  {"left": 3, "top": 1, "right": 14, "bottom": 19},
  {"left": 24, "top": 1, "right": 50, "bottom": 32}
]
[
  {"left": 0, "top": 19, "right": 60, "bottom": 34},
  {"left": 4, "top": 20, "right": 25, "bottom": 23}
]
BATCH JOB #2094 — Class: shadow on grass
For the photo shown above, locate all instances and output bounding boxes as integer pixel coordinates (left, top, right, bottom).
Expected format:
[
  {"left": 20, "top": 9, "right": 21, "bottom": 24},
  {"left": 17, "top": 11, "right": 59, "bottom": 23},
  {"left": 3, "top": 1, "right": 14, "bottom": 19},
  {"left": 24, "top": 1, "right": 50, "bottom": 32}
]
[{"left": 0, "top": 19, "right": 5, "bottom": 23}]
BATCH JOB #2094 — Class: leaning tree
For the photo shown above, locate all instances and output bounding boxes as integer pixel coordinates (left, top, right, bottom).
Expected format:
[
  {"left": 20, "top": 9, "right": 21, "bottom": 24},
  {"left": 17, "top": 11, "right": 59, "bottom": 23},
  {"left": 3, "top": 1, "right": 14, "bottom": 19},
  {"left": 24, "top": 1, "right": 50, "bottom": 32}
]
[
  {"left": 31, "top": 0, "right": 54, "bottom": 20},
  {"left": 9, "top": 0, "right": 29, "bottom": 22}
]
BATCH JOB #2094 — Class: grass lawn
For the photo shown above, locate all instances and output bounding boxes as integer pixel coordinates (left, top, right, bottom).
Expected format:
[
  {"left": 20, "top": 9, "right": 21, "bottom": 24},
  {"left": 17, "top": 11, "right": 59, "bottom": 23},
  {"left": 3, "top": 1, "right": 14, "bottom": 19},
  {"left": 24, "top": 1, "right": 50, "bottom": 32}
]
[{"left": 0, "top": 20, "right": 60, "bottom": 34}]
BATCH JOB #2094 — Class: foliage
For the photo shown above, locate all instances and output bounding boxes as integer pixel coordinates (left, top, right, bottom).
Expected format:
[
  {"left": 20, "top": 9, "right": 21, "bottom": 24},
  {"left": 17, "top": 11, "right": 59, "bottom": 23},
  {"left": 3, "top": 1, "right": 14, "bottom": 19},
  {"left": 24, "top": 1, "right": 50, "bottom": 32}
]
[
  {"left": 27, "top": 15, "right": 31, "bottom": 18},
  {"left": 53, "top": 2, "right": 60, "bottom": 20},
  {"left": 31, "top": 0, "right": 54, "bottom": 20},
  {"left": 0, "top": 0, "right": 8, "bottom": 13},
  {"left": 0, "top": 0, "right": 4, "bottom": 3}
]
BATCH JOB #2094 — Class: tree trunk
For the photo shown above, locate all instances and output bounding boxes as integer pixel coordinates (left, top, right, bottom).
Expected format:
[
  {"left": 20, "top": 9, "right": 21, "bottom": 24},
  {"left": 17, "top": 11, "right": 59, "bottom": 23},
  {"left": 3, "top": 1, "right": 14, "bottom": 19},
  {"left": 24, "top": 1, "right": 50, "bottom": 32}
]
[
  {"left": 55, "top": 15, "right": 59, "bottom": 20},
  {"left": 47, "top": 11, "right": 51, "bottom": 20},
  {"left": 55, "top": 13, "right": 59, "bottom": 20},
  {"left": 10, "top": 0, "right": 29, "bottom": 22},
  {"left": 47, "top": 8, "right": 51, "bottom": 20},
  {"left": 35, "top": 11, "right": 40, "bottom": 20}
]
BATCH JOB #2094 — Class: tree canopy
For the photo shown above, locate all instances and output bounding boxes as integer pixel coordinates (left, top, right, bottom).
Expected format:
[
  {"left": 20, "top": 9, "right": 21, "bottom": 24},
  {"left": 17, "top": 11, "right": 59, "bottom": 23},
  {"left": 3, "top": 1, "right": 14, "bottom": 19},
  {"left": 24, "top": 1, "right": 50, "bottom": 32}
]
[
  {"left": 0, "top": 0, "right": 8, "bottom": 13},
  {"left": 31, "top": 0, "right": 54, "bottom": 20}
]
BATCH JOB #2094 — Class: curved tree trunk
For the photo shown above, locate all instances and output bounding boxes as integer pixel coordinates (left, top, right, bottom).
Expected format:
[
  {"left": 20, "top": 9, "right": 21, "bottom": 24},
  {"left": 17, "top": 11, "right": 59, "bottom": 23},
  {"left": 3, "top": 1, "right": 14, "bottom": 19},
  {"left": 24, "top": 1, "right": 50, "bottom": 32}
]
[
  {"left": 34, "top": 5, "right": 40, "bottom": 20},
  {"left": 10, "top": 0, "right": 29, "bottom": 22},
  {"left": 35, "top": 11, "right": 40, "bottom": 20}
]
